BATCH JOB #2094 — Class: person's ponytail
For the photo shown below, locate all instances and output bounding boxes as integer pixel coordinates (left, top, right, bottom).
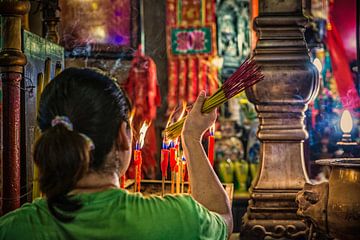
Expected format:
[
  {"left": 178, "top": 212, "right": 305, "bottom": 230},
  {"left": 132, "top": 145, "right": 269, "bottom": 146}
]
[{"left": 34, "top": 122, "right": 92, "bottom": 222}]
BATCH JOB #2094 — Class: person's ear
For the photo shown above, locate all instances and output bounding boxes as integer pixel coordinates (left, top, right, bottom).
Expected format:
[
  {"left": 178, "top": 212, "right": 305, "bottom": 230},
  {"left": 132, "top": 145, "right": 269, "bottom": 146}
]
[{"left": 117, "top": 122, "right": 131, "bottom": 151}]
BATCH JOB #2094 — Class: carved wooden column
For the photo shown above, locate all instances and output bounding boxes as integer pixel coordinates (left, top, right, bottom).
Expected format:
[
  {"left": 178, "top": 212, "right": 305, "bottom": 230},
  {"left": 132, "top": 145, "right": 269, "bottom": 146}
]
[
  {"left": 42, "top": 0, "right": 60, "bottom": 43},
  {"left": 240, "top": 0, "right": 319, "bottom": 239},
  {"left": 0, "top": 0, "right": 30, "bottom": 214}
]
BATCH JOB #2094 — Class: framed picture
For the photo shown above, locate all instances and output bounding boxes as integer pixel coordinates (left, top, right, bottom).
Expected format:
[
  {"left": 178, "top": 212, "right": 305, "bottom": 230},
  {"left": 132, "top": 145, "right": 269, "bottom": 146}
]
[
  {"left": 59, "top": 0, "right": 140, "bottom": 59},
  {"left": 169, "top": 25, "right": 216, "bottom": 56}
]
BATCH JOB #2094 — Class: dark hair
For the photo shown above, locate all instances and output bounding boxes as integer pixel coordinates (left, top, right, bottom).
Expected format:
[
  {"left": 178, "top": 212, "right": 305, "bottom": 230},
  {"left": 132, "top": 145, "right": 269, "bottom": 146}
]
[{"left": 34, "top": 68, "right": 130, "bottom": 222}]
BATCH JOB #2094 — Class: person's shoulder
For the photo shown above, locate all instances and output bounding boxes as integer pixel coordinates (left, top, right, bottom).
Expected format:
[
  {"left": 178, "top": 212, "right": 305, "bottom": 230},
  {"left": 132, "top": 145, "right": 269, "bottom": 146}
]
[
  {"left": 130, "top": 191, "right": 195, "bottom": 206},
  {"left": 2, "top": 201, "right": 40, "bottom": 220},
  {"left": 0, "top": 201, "right": 44, "bottom": 239}
]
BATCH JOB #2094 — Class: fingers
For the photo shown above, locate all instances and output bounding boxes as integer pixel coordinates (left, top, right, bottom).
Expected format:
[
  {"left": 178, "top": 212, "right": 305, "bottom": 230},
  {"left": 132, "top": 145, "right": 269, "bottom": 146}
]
[{"left": 192, "top": 91, "right": 206, "bottom": 113}]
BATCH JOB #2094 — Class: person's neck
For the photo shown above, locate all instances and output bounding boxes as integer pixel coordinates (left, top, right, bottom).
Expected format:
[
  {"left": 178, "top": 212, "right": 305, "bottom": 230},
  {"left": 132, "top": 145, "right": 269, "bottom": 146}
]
[{"left": 69, "top": 172, "right": 120, "bottom": 195}]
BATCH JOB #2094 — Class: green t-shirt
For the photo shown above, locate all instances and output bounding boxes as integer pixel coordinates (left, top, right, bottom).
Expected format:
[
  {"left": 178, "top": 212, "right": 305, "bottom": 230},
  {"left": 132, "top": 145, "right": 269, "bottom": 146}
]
[{"left": 0, "top": 189, "right": 227, "bottom": 240}]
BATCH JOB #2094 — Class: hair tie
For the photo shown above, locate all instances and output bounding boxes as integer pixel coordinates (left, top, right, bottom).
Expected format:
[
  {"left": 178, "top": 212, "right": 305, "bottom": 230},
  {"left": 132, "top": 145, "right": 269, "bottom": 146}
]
[
  {"left": 51, "top": 116, "right": 95, "bottom": 150},
  {"left": 51, "top": 116, "right": 73, "bottom": 131}
]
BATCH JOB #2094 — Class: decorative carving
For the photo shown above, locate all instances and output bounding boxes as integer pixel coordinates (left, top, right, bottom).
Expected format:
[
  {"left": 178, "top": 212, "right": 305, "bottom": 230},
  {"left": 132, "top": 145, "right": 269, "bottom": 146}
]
[
  {"left": 297, "top": 159, "right": 360, "bottom": 240},
  {"left": 42, "top": 0, "right": 60, "bottom": 43},
  {"left": 246, "top": 223, "right": 309, "bottom": 239},
  {"left": 240, "top": 0, "right": 319, "bottom": 239},
  {"left": 296, "top": 182, "right": 329, "bottom": 234}
]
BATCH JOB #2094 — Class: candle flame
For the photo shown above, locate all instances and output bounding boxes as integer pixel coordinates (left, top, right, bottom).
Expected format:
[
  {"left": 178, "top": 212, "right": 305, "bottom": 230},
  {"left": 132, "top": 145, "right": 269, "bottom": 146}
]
[
  {"left": 168, "top": 101, "right": 187, "bottom": 146},
  {"left": 340, "top": 110, "right": 353, "bottom": 134},
  {"left": 129, "top": 107, "right": 136, "bottom": 124},
  {"left": 138, "top": 121, "right": 151, "bottom": 149},
  {"left": 177, "top": 101, "right": 187, "bottom": 121},
  {"left": 166, "top": 108, "right": 177, "bottom": 128}
]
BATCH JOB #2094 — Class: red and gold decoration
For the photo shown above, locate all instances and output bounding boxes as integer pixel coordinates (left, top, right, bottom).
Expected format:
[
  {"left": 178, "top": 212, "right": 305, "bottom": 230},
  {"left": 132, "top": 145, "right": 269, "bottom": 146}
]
[{"left": 166, "top": 0, "right": 218, "bottom": 111}]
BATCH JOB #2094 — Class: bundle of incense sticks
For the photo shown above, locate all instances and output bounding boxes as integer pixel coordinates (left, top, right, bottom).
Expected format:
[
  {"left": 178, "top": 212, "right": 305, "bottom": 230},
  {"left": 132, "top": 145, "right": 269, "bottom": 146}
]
[{"left": 163, "top": 58, "right": 264, "bottom": 140}]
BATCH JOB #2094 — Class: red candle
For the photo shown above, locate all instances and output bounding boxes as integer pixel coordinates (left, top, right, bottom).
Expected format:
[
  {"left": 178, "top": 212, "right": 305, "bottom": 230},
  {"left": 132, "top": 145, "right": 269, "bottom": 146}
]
[
  {"left": 169, "top": 142, "right": 177, "bottom": 172},
  {"left": 120, "top": 175, "right": 126, "bottom": 189},
  {"left": 208, "top": 131, "right": 215, "bottom": 167},
  {"left": 134, "top": 149, "right": 142, "bottom": 192},
  {"left": 161, "top": 148, "right": 170, "bottom": 178},
  {"left": 169, "top": 141, "right": 177, "bottom": 193}
]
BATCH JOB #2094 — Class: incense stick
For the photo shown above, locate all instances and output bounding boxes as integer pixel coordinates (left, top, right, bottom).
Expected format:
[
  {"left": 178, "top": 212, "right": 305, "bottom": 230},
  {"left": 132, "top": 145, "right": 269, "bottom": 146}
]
[{"left": 163, "top": 58, "right": 263, "bottom": 140}]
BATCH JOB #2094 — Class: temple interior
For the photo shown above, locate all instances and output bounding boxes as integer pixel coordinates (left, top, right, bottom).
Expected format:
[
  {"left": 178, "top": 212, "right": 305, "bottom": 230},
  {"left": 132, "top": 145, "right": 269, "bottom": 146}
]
[{"left": 0, "top": 0, "right": 359, "bottom": 239}]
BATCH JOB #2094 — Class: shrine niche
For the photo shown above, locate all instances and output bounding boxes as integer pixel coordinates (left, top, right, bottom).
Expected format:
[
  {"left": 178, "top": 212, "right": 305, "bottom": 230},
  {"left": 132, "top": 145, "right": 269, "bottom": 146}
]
[
  {"left": 217, "top": 0, "right": 250, "bottom": 76},
  {"left": 59, "top": 0, "right": 138, "bottom": 57},
  {"left": 58, "top": 0, "right": 141, "bottom": 84}
]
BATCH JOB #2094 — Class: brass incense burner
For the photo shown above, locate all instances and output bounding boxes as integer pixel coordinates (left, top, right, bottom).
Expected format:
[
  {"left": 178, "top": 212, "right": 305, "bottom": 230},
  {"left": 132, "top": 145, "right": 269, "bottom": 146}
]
[
  {"left": 296, "top": 158, "right": 360, "bottom": 240},
  {"left": 297, "top": 111, "right": 360, "bottom": 239}
]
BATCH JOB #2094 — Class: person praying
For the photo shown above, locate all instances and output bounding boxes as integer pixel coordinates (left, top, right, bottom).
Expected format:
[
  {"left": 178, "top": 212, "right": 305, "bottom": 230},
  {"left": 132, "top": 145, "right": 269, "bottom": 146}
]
[{"left": 0, "top": 68, "right": 232, "bottom": 240}]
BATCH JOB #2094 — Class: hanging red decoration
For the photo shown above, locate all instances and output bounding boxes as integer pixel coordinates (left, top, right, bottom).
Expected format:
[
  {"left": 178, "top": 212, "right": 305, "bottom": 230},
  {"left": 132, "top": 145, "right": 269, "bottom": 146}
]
[
  {"left": 124, "top": 45, "right": 161, "bottom": 179},
  {"left": 125, "top": 46, "right": 161, "bottom": 121}
]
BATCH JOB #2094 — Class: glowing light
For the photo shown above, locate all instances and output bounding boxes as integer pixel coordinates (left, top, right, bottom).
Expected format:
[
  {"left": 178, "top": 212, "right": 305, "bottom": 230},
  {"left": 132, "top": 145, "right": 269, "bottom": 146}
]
[
  {"left": 92, "top": 26, "right": 106, "bottom": 41},
  {"left": 340, "top": 110, "right": 353, "bottom": 134},
  {"left": 313, "top": 58, "right": 323, "bottom": 73},
  {"left": 129, "top": 107, "right": 136, "bottom": 124},
  {"left": 211, "top": 57, "right": 224, "bottom": 69},
  {"left": 166, "top": 108, "right": 177, "bottom": 128},
  {"left": 91, "top": 2, "right": 98, "bottom": 10},
  {"left": 138, "top": 121, "right": 151, "bottom": 149}
]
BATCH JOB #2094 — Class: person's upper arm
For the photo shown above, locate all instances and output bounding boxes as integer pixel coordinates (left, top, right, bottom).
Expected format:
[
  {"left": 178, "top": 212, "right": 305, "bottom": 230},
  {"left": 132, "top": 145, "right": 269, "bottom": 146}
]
[
  {"left": 130, "top": 193, "right": 228, "bottom": 240},
  {"left": 191, "top": 197, "right": 228, "bottom": 240}
]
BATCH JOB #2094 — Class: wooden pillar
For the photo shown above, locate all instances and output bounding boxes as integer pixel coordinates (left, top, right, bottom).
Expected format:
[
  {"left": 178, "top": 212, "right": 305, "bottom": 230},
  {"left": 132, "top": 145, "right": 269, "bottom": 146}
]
[
  {"left": 0, "top": 0, "right": 30, "bottom": 215},
  {"left": 240, "top": 0, "right": 319, "bottom": 239}
]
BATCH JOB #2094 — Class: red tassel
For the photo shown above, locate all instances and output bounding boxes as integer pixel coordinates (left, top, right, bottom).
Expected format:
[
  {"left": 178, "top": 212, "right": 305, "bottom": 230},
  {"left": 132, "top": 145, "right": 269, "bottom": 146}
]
[
  {"left": 168, "top": 60, "right": 179, "bottom": 111},
  {"left": 209, "top": 63, "right": 218, "bottom": 95},
  {"left": 198, "top": 59, "right": 208, "bottom": 93},
  {"left": 187, "top": 58, "right": 198, "bottom": 103},
  {"left": 178, "top": 59, "right": 188, "bottom": 102}
]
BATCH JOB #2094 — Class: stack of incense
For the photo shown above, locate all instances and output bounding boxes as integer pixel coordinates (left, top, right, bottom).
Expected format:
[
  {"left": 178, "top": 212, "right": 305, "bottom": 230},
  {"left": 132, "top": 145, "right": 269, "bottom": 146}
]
[{"left": 163, "top": 58, "right": 264, "bottom": 140}]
